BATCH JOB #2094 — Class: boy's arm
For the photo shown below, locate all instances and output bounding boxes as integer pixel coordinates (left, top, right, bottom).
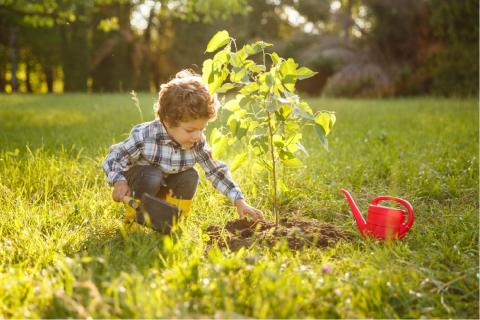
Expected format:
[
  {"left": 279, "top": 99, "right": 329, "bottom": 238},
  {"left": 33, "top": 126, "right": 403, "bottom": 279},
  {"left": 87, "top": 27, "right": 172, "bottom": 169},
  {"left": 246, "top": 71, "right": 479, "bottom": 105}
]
[
  {"left": 102, "top": 125, "right": 144, "bottom": 186},
  {"left": 193, "top": 141, "right": 244, "bottom": 203},
  {"left": 194, "top": 140, "right": 265, "bottom": 221}
]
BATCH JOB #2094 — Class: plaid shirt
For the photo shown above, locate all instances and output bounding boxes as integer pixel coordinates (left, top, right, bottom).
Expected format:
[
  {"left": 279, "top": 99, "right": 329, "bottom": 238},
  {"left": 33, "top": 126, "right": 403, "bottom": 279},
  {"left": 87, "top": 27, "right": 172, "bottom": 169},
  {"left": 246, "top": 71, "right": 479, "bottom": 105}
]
[{"left": 102, "top": 120, "right": 244, "bottom": 202}]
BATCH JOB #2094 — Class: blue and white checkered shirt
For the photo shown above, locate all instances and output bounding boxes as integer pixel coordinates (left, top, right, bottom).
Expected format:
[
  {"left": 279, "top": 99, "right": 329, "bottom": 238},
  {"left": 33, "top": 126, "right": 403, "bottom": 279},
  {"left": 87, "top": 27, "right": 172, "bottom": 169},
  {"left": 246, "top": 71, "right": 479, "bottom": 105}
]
[{"left": 103, "top": 120, "right": 244, "bottom": 202}]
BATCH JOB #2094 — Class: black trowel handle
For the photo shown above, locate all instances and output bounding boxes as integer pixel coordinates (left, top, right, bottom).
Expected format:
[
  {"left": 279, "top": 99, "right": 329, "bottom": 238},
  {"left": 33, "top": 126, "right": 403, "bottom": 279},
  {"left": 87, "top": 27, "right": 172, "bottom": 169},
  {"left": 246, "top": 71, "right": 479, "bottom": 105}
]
[{"left": 123, "top": 196, "right": 139, "bottom": 209}]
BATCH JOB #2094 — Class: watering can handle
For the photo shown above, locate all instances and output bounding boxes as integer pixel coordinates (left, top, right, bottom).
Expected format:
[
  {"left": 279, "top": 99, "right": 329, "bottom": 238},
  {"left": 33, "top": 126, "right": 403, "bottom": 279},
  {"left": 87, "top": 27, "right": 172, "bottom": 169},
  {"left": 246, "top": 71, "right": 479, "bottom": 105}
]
[{"left": 371, "top": 196, "right": 415, "bottom": 237}]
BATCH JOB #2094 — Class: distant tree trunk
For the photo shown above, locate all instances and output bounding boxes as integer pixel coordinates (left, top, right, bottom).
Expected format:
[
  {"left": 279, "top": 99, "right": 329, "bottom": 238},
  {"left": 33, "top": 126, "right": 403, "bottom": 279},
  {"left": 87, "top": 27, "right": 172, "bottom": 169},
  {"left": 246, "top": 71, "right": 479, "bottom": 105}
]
[
  {"left": 9, "top": 26, "right": 18, "bottom": 92},
  {"left": 0, "top": 61, "right": 6, "bottom": 93},
  {"left": 152, "top": 66, "right": 160, "bottom": 91},
  {"left": 25, "top": 60, "right": 33, "bottom": 93},
  {"left": 62, "top": 6, "right": 89, "bottom": 92},
  {"left": 134, "top": 6, "right": 154, "bottom": 91},
  {"left": 344, "top": 0, "right": 353, "bottom": 40},
  {"left": 91, "top": 3, "right": 133, "bottom": 92},
  {"left": 44, "top": 65, "right": 54, "bottom": 93},
  {"left": 112, "top": 3, "right": 133, "bottom": 92},
  {"left": 91, "top": 27, "right": 116, "bottom": 92}
]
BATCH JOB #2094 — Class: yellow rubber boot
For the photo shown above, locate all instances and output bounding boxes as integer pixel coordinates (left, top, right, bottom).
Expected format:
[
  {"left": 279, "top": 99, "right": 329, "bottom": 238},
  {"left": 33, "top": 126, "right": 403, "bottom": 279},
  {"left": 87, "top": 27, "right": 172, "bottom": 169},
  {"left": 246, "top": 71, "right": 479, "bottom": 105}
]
[{"left": 165, "top": 194, "right": 193, "bottom": 219}]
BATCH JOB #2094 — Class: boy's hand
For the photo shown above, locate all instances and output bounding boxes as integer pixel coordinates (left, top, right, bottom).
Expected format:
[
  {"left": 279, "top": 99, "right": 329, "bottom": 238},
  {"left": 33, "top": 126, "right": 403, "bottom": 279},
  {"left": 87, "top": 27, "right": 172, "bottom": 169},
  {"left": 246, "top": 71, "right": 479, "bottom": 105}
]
[
  {"left": 112, "top": 180, "right": 131, "bottom": 202},
  {"left": 235, "top": 199, "right": 265, "bottom": 222}
]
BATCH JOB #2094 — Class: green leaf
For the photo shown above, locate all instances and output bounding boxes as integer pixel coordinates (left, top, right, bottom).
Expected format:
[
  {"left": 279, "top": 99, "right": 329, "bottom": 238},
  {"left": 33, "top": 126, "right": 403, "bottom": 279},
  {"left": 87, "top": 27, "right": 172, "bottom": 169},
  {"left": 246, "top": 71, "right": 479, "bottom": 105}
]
[
  {"left": 244, "top": 41, "right": 273, "bottom": 55},
  {"left": 206, "top": 30, "right": 230, "bottom": 53},
  {"left": 280, "top": 58, "right": 297, "bottom": 77},
  {"left": 295, "top": 142, "right": 309, "bottom": 156},
  {"left": 228, "top": 115, "right": 239, "bottom": 136},
  {"left": 283, "top": 75, "right": 296, "bottom": 92},
  {"left": 296, "top": 67, "right": 317, "bottom": 80},
  {"left": 202, "top": 59, "right": 214, "bottom": 84},
  {"left": 273, "top": 134, "right": 284, "bottom": 147},
  {"left": 209, "top": 128, "right": 217, "bottom": 146},
  {"left": 275, "top": 105, "right": 292, "bottom": 121},
  {"left": 236, "top": 125, "right": 248, "bottom": 140},
  {"left": 240, "top": 82, "right": 259, "bottom": 95},
  {"left": 285, "top": 132, "right": 302, "bottom": 146},
  {"left": 272, "top": 94, "right": 290, "bottom": 104},
  {"left": 223, "top": 97, "right": 240, "bottom": 112},
  {"left": 230, "top": 66, "right": 248, "bottom": 83},
  {"left": 209, "top": 127, "right": 222, "bottom": 146},
  {"left": 250, "top": 135, "right": 269, "bottom": 155},
  {"left": 281, "top": 158, "right": 304, "bottom": 168},
  {"left": 279, "top": 148, "right": 295, "bottom": 160},
  {"left": 314, "top": 124, "right": 329, "bottom": 151},
  {"left": 271, "top": 52, "right": 280, "bottom": 64},
  {"left": 250, "top": 65, "right": 266, "bottom": 73},
  {"left": 243, "top": 60, "right": 255, "bottom": 70},
  {"left": 231, "top": 153, "right": 248, "bottom": 172},
  {"left": 248, "top": 120, "right": 260, "bottom": 132},
  {"left": 279, "top": 59, "right": 297, "bottom": 91},
  {"left": 285, "top": 121, "right": 299, "bottom": 134},
  {"left": 266, "top": 72, "right": 274, "bottom": 88},
  {"left": 298, "top": 101, "right": 313, "bottom": 114},
  {"left": 293, "top": 104, "right": 314, "bottom": 120},
  {"left": 230, "top": 49, "right": 248, "bottom": 68},
  {"left": 208, "top": 68, "right": 228, "bottom": 93},
  {"left": 213, "top": 49, "right": 230, "bottom": 66},
  {"left": 315, "top": 112, "right": 333, "bottom": 136},
  {"left": 267, "top": 102, "right": 282, "bottom": 113},
  {"left": 216, "top": 83, "right": 235, "bottom": 93},
  {"left": 212, "top": 134, "right": 228, "bottom": 158},
  {"left": 238, "top": 95, "right": 254, "bottom": 109}
]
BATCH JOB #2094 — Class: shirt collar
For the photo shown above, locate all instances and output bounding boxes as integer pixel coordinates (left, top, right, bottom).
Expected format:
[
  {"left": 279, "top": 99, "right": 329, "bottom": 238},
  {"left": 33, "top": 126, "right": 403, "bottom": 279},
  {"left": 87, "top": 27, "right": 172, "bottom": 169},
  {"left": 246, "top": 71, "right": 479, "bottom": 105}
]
[{"left": 154, "top": 120, "right": 182, "bottom": 149}]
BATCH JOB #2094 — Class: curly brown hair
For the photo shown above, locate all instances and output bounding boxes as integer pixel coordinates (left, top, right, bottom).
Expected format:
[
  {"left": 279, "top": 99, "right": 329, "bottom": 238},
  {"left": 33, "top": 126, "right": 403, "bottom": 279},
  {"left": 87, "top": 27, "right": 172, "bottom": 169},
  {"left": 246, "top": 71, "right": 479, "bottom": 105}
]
[{"left": 154, "top": 70, "right": 219, "bottom": 127}]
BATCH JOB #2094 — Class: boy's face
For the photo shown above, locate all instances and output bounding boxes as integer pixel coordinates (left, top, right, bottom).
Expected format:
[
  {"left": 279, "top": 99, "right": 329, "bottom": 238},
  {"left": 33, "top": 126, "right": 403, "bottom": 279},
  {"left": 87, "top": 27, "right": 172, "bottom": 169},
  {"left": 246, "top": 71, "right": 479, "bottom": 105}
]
[{"left": 164, "top": 117, "right": 209, "bottom": 149}]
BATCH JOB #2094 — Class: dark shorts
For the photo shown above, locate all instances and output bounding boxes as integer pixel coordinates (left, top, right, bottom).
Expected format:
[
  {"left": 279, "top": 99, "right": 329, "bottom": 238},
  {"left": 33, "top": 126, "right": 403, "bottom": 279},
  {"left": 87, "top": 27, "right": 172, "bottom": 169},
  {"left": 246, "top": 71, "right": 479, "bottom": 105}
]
[{"left": 124, "top": 165, "right": 199, "bottom": 200}]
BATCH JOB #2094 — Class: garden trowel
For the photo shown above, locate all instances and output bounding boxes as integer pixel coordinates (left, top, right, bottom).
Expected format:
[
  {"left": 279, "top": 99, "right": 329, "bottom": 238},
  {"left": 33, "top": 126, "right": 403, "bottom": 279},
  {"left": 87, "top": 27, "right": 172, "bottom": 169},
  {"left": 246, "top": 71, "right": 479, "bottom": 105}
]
[{"left": 123, "top": 193, "right": 180, "bottom": 234}]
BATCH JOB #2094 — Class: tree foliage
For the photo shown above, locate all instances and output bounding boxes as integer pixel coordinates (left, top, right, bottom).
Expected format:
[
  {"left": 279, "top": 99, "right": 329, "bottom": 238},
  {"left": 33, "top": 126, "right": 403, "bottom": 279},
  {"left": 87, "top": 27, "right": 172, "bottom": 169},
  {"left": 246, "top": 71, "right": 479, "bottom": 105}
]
[
  {"left": 0, "top": 0, "right": 476, "bottom": 96},
  {"left": 202, "top": 30, "right": 335, "bottom": 223}
]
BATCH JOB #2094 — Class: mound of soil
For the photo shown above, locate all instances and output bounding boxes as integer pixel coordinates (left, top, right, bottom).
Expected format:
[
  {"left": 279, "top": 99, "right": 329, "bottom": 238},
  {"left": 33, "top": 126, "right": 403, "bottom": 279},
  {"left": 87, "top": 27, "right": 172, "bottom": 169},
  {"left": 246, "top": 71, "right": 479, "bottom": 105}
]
[{"left": 206, "top": 217, "right": 354, "bottom": 251}]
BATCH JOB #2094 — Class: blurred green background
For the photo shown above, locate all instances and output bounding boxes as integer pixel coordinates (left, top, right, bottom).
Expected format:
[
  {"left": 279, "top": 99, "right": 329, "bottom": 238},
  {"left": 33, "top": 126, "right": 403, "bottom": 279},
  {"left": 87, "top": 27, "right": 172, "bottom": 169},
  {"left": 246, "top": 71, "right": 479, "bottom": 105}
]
[{"left": 0, "top": 0, "right": 478, "bottom": 97}]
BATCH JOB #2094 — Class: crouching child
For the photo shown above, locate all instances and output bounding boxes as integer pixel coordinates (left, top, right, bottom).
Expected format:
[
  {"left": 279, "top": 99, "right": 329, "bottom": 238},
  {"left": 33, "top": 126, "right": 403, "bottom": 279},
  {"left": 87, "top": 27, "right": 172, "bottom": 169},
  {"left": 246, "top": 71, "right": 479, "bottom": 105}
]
[{"left": 102, "top": 70, "right": 264, "bottom": 229}]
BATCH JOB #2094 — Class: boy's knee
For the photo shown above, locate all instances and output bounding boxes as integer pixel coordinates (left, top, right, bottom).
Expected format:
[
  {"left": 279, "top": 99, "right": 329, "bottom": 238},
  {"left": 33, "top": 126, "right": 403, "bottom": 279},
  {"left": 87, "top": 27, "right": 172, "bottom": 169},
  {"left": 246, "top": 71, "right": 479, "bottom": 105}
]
[
  {"left": 127, "top": 166, "right": 165, "bottom": 198},
  {"left": 168, "top": 168, "right": 199, "bottom": 199},
  {"left": 142, "top": 168, "right": 165, "bottom": 188},
  {"left": 180, "top": 168, "right": 199, "bottom": 184}
]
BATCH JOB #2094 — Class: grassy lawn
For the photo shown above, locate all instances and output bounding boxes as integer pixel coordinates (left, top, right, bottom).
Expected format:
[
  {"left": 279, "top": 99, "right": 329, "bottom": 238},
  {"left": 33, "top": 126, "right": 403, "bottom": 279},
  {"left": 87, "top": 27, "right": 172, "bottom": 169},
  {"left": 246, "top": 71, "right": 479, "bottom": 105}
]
[{"left": 0, "top": 94, "right": 478, "bottom": 318}]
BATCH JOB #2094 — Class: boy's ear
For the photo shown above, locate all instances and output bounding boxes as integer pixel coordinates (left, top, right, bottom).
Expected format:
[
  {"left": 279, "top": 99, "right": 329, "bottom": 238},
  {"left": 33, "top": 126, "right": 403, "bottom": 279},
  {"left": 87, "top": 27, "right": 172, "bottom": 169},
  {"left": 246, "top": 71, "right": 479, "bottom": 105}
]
[{"left": 162, "top": 119, "right": 173, "bottom": 128}]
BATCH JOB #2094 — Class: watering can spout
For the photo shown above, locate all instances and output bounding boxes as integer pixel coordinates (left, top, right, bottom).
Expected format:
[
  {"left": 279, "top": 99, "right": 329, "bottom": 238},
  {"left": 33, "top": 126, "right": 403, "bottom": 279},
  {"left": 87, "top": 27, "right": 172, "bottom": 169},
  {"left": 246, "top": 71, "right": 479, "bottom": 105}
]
[{"left": 340, "top": 189, "right": 367, "bottom": 235}]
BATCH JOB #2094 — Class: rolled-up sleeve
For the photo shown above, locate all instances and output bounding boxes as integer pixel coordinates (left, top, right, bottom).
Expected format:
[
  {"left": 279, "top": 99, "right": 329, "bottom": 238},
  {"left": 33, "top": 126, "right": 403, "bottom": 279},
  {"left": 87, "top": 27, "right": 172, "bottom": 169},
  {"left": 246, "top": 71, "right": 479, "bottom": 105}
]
[
  {"left": 193, "top": 141, "right": 244, "bottom": 202},
  {"left": 103, "top": 125, "right": 145, "bottom": 186}
]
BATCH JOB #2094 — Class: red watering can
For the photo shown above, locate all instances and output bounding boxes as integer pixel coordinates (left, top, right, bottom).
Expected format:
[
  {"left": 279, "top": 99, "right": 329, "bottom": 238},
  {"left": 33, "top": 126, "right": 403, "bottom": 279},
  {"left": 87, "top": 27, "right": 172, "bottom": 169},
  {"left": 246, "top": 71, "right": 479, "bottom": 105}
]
[{"left": 340, "top": 189, "right": 415, "bottom": 240}]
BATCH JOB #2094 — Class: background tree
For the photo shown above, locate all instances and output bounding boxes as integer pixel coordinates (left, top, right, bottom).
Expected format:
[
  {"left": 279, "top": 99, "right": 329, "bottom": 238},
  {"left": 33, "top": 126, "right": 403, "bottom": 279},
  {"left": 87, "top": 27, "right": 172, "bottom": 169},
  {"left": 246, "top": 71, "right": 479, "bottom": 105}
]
[{"left": 0, "top": 0, "right": 477, "bottom": 96}]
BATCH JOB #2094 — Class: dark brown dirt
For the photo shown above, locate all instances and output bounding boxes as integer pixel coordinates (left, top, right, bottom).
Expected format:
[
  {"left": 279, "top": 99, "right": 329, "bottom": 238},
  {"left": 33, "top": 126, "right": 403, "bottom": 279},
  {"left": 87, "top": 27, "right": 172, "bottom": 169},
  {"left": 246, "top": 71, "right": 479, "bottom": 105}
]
[{"left": 206, "top": 217, "right": 354, "bottom": 251}]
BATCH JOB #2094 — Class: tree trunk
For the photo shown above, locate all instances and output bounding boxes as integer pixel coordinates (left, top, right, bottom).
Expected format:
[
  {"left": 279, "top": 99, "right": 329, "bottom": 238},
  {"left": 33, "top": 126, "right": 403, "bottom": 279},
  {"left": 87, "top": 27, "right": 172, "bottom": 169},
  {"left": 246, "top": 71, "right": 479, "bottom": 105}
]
[
  {"left": 134, "top": 6, "right": 155, "bottom": 91},
  {"left": 344, "top": 0, "right": 353, "bottom": 40},
  {"left": 91, "top": 3, "right": 133, "bottom": 92},
  {"left": 0, "top": 61, "right": 6, "bottom": 93},
  {"left": 61, "top": 5, "right": 89, "bottom": 92},
  {"left": 44, "top": 65, "right": 54, "bottom": 93},
  {"left": 112, "top": 3, "right": 133, "bottom": 92},
  {"left": 9, "top": 26, "right": 18, "bottom": 92},
  {"left": 26, "top": 60, "right": 32, "bottom": 93}
]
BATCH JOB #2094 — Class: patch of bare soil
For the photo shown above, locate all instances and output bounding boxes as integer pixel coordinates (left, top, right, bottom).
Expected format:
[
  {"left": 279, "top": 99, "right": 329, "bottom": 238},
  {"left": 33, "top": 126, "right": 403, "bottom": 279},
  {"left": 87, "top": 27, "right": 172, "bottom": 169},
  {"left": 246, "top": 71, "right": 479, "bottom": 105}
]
[{"left": 206, "top": 217, "right": 354, "bottom": 251}]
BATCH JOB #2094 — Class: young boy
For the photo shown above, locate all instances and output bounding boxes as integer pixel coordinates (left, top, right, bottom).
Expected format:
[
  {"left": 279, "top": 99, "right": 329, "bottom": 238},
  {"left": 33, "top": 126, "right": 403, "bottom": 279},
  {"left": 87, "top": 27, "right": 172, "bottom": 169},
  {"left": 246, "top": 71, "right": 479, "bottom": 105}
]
[{"left": 103, "top": 70, "right": 264, "bottom": 223}]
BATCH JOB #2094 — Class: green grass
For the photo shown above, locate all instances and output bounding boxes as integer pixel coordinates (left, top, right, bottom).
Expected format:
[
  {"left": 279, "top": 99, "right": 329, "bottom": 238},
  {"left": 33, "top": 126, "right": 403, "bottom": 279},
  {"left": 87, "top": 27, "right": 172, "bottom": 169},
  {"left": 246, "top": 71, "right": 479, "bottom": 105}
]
[{"left": 0, "top": 94, "right": 478, "bottom": 318}]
